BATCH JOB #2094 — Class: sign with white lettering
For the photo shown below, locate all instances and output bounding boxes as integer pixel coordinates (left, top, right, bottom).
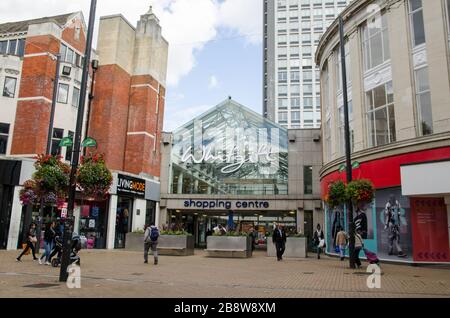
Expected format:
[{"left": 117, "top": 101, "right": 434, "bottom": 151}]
[{"left": 117, "top": 174, "right": 146, "bottom": 197}]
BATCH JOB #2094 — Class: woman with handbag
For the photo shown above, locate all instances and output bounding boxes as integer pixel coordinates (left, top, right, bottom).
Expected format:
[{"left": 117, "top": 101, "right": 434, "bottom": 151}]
[
  {"left": 313, "top": 224, "right": 325, "bottom": 260},
  {"left": 17, "top": 223, "right": 38, "bottom": 262}
]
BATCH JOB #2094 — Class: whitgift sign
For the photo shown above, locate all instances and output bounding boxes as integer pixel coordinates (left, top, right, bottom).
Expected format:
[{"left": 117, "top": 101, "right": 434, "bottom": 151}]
[
  {"left": 117, "top": 174, "right": 145, "bottom": 197},
  {"left": 184, "top": 199, "right": 270, "bottom": 210},
  {"left": 177, "top": 119, "right": 281, "bottom": 175}
]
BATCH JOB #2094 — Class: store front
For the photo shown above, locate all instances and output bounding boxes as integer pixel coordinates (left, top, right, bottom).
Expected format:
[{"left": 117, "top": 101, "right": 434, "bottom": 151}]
[
  {"left": 105, "top": 173, "right": 160, "bottom": 250},
  {"left": 164, "top": 200, "right": 299, "bottom": 248},
  {"left": 159, "top": 99, "right": 324, "bottom": 250},
  {"left": 321, "top": 147, "right": 450, "bottom": 264}
]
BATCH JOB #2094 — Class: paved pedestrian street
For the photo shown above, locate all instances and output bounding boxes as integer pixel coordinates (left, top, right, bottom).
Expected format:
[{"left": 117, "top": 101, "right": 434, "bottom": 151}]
[{"left": 0, "top": 250, "right": 449, "bottom": 298}]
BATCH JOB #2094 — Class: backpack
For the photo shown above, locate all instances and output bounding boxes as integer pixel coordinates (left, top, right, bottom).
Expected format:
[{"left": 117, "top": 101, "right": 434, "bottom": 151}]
[{"left": 150, "top": 227, "right": 159, "bottom": 242}]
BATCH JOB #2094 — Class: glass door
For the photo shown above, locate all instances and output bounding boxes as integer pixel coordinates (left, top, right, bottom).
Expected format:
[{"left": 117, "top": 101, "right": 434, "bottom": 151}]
[{"left": 115, "top": 197, "right": 133, "bottom": 249}]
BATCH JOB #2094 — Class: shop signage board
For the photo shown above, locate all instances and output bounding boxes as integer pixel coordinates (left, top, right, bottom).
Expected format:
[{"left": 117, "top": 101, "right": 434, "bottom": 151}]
[
  {"left": 183, "top": 199, "right": 270, "bottom": 210},
  {"left": 117, "top": 174, "right": 146, "bottom": 198}
]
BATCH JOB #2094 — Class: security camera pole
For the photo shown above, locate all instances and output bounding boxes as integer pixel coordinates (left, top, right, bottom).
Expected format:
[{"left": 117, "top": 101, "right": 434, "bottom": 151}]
[
  {"left": 59, "top": 0, "right": 97, "bottom": 282},
  {"left": 339, "top": 16, "right": 356, "bottom": 269}
]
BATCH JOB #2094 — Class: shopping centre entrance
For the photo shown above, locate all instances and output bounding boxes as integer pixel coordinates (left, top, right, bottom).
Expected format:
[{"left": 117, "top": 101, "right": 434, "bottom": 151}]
[{"left": 167, "top": 209, "right": 297, "bottom": 249}]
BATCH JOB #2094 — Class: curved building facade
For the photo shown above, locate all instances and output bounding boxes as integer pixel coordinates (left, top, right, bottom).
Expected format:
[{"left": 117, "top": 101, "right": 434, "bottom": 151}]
[{"left": 316, "top": 0, "right": 450, "bottom": 263}]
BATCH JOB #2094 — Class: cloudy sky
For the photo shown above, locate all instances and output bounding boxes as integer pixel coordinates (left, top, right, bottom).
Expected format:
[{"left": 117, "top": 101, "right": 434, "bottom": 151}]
[{"left": 0, "top": 0, "right": 263, "bottom": 131}]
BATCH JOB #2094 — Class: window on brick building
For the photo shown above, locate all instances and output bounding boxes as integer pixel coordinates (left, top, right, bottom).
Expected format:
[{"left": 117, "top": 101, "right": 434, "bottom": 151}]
[
  {"left": 72, "top": 87, "right": 80, "bottom": 107},
  {"left": 0, "top": 41, "right": 7, "bottom": 54},
  {"left": 60, "top": 43, "right": 67, "bottom": 61},
  {"left": 65, "top": 131, "right": 74, "bottom": 161},
  {"left": 66, "top": 48, "right": 74, "bottom": 64},
  {"left": 57, "top": 84, "right": 69, "bottom": 103},
  {"left": 7, "top": 40, "right": 17, "bottom": 55},
  {"left": 51, "top": 128, "right": 64, "bottom": 156},
  {"left": 3, "top": 77, "right": 17, "bottom": 98},
  {"left": 17, "top": 39, "right": 25, "bottom": 57},
  {"left": 0, "top": 123, "right": 10, "bottom": 155}
]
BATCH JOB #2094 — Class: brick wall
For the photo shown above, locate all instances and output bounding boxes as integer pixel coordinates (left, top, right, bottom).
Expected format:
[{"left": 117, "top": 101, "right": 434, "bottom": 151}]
[
  {"left": 10, "top": 35, "right": 60, "bottom": 155},
  {"left": 88, "top": 64, "right": 131, "bottom": 171}
]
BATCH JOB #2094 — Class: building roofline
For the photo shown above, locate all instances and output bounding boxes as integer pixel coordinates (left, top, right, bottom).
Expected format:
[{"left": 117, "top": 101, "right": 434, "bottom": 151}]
[{"left": 100, "top": 14, "right": 136, "bottom": 31}]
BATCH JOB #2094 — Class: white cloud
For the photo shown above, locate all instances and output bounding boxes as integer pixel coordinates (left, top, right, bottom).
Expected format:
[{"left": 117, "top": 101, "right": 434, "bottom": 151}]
[
  {"left": 163, "top": 104, "right": 211, "bottom": 132},
  {"left": 218, "top": 0, "right": 263, "bottom": 45},
  {"left": 208, "top": 75, "right": 219, "bottom": 89},
  {"left": 0, "top": 0, "right": 262, "bottom": 86}
]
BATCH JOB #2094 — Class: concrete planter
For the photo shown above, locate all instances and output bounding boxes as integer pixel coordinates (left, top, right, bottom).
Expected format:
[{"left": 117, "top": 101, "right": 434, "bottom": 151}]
[
  {"left": 267, "top": 237, "right": 308, "bottom": 258},
  {"left": 125, "top": 233, "right": 145, "bottom": 252},
  {"left": 205, "top": 236, "right": 252, "bottom": 258},
  {"left": 125, "top": 233, "right": 195, "bottom": 256},
  {"left": 158, "top": 235, "right": 195, "bottom": 256}
]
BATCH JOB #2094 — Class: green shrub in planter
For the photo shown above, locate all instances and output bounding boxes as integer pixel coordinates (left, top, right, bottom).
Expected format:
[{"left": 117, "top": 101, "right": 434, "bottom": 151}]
[{"left": 160, "top": 230, "right": 192, "bottom": 236}]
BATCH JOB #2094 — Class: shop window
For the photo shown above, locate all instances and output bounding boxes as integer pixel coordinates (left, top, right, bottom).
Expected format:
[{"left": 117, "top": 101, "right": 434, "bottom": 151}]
[
  {"left": 51, "top": 128, "right": 64, "bottom": 156},
  {"left": 0, "top": 123, "right": 10, "bottom": 155},
  {"left": 3, "top": 77, "right": 17, "bottom": 98},
  {"left": 57, "top": 83, "right": 69, "bottom": 103},
  {"left": 304, "top": 166, "right": 313, "bottom": 194}
]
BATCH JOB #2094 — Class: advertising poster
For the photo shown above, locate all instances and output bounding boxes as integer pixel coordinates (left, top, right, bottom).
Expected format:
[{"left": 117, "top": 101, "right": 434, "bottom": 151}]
[
  {"left": 411, "top": 198, "right": 449, "bottom": 263},
  {"left": 375, "top": 187, "right": 413, "bottom": 261}
]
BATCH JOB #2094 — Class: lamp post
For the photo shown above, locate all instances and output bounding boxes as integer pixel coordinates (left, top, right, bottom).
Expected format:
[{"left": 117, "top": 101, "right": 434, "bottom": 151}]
[
  {"left": 59, "top": 0, "right": 97, "bottom": 282},
  {"left": 339, "top": 16, "right": 356, "bottom": 269}
]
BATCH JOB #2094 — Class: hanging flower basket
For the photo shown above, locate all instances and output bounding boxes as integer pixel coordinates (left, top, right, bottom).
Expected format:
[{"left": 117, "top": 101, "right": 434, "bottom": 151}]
[
  {"left": 346, "top": 179, "right": 375, "bottom": 206},
  {"left": 19, "top": 155, "right": 70, "bottom": 206},
  {"left": 325, "top": 180, "right": 347, "bottom": 209},
  {"left": 77, "top": 153, "right": 113, "bottom": 201}
]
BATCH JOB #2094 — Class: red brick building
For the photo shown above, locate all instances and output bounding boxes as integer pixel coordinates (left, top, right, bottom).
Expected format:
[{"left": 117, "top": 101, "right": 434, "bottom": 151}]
[{"left": 0, "top": 7, "right": 168, "bottom": 250}]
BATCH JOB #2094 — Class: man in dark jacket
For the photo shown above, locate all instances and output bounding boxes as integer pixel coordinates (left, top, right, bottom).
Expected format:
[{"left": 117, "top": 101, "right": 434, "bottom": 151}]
[{"left": 272, "top": 224, "right": 287, "bottom": 261}]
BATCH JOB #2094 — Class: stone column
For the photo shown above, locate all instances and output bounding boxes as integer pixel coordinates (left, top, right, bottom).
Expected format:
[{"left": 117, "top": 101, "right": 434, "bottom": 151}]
[
  {"left": 106, "top": 194, "right": 118, "bottom": 250},
  {"left": 7, "top": 186, "right": 23, "bottom": 250},
  {"left": 177, "top": 173, "right": 183, "bottom": 194},
  {"left": 155, "top": 202, "right": 161, "bottom": 228}
]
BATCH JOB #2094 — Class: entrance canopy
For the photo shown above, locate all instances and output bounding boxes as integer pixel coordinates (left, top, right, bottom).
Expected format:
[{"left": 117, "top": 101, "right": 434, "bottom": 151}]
[{"left": 169, "top": 99, "right": 288, "bottom": 196}]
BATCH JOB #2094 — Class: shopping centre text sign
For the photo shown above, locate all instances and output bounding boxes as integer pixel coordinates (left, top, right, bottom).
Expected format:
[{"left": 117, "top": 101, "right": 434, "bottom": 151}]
[
  {"left": 184, "top": 199, "right": 270, "bottom": 210},
  {"left": 178, "top": 119, "right": 282, "bottom": 174}
]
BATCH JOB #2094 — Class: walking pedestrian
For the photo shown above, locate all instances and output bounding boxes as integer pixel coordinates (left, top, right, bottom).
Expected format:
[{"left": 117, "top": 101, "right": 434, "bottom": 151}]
[
  {"left": 336, "top": 226, "right": 348, "bottom": 261},
  {"left": 39, "top": 221, "right": 56, "bottom": 265},
  {"left": 144, "top": 224, "right": 160, "bottom": 265},
  {"left": 17, "top": 223, "right": 38, "bottom": 262},
  {"left": 272, "top": 224, "right": 286, "bottom": 261},
  {"left": 313, "top": 224, "right": 325, "bottom": 259},
  {"left": 353, "top": 229, "right": 364, "bottom": 269}
]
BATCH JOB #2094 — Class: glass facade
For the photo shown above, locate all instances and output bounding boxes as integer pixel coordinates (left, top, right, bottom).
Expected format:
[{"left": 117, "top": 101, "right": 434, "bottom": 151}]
[{"left": 170, "top": 100, "right": 288, "bottom": 195}]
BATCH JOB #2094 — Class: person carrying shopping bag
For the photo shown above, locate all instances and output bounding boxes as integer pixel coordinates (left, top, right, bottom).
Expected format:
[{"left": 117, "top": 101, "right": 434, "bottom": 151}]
[
  {"left": 336, "top": 226, "right": 348, "bottom": 261},
  {"left": 17, "top": 223, "right": 38, "bottom": 262},
  {"left": 313, "top": 224, "right": 325, "bottom": 259}
]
